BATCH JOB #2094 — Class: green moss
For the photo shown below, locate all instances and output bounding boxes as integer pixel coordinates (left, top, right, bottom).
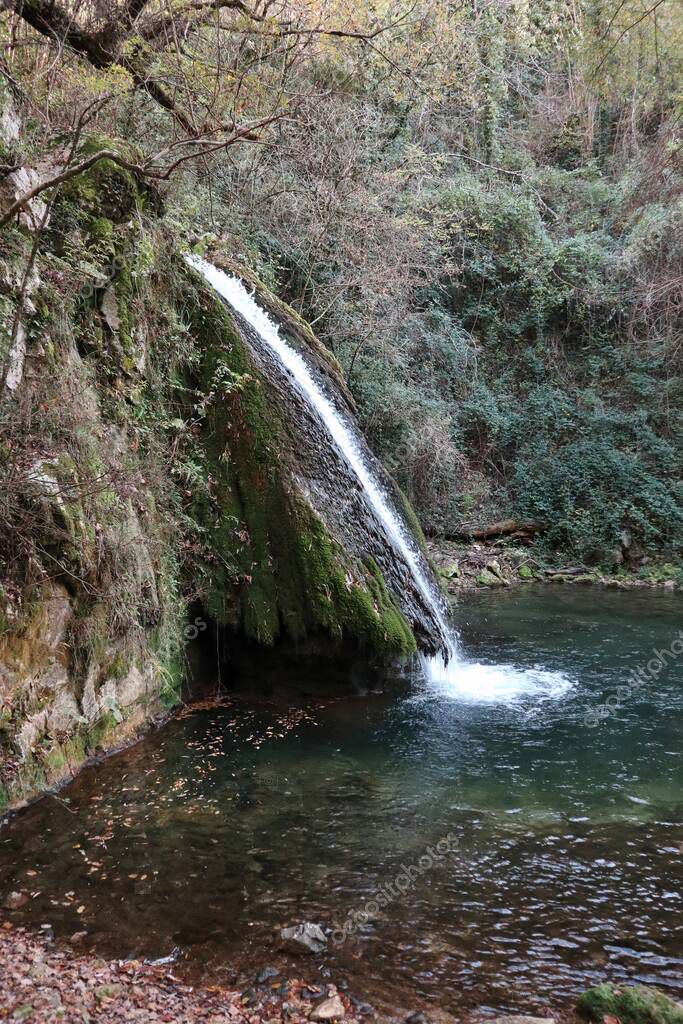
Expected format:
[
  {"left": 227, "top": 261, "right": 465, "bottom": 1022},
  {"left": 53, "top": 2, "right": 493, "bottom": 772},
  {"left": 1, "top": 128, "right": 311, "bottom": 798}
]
[
  {"left": 639, "top": 562, "right": 683, "bottom": 586},
  {"left": 88, "top": 217, "right": 115, "bottom": 244},
  {"left": 292, "top": 506, "right": 416, "bottom": 656},
  {"left": 87, "top": 710, "right": 120, "bottom": 751},
  {"left": 181, "top": 277, "right": 280, "bottom": 640},
  {"left": 395, "top": 483, "right": 430, "bottom": 557},
  {"left": 577, "top": 985, "right": 683, "bottom": 1024},
  {"left": 181, "top": 266, "right": 416, "bottom": 656},
  {"left": 49, "top": 137, "right": 143, "bottom": 243},
  {"left": 43, "top": 746, "right": 67, "bottom": 773}
]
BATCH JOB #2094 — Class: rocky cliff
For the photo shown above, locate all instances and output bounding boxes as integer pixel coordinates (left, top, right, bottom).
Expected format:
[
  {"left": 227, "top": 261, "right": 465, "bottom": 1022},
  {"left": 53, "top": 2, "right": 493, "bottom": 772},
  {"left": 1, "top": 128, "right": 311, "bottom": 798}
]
[{"left": 0, "top": 107, "right": 443, "bottom": 810}]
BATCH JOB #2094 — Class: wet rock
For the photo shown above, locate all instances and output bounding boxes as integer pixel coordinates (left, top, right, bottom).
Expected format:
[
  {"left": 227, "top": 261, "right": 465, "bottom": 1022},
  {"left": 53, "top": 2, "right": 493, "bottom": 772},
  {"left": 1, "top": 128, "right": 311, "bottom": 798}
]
[
  {"left": 476, "top": 570, "right": 506, "bottom": 587},
  {"left": 352, "top": 1001, "right": 375, "bottom": 1017},
  {"left": 406, "top": 1014, "right": 428, "bottom": 1024},
  {"left": 3, "top": 891, "right": 29, "bottom": 910},
  {"left": 255, "top": 966, "right": 281, "bottom": 984},
  {"left": 279, "top": 922, "right": 327, "bottom": 955},
  {"left": 490, "top": 1018, "right": 556, "bottom": 1024},
  {"left": 310, "top": 995, "right": 346, "bottom": 1021}
]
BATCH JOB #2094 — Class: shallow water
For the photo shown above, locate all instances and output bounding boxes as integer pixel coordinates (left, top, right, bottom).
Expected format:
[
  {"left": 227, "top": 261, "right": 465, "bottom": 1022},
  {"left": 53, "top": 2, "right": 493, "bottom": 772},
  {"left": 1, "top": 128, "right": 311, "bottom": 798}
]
[{"left": 1, "top": 587, "right": 682, "bottom": 1015}]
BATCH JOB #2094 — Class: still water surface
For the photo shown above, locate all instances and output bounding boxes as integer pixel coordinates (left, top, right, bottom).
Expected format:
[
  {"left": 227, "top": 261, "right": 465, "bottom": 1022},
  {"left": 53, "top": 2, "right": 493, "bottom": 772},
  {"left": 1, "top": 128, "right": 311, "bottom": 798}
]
[{"left": 1, "top": 588, "right": 682, "bottom": 1014}]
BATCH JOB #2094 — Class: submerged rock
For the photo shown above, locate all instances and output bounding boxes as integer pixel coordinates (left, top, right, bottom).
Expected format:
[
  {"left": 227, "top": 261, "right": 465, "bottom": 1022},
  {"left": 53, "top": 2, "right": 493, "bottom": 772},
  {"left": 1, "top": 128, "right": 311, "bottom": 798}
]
[
  {"left": 279, "top": 922, "right": 327, "bottom": 955},
  {"left": 3, "top": 891, "right": 28, "bottom": 910}
]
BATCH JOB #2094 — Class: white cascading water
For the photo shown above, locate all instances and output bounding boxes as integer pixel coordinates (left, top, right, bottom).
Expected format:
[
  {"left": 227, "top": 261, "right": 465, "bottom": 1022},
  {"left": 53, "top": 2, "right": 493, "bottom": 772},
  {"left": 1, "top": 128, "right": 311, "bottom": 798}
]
[{"left": 187, "top": 255, "right": 571, "bottom": 704}]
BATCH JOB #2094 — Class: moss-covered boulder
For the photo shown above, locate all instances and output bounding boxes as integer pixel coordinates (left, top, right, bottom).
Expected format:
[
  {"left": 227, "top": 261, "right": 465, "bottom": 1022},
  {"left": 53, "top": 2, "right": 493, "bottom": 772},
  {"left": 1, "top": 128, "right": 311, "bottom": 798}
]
[{"left": 577, "top": 985, "right": 683, "bottom": 1024}]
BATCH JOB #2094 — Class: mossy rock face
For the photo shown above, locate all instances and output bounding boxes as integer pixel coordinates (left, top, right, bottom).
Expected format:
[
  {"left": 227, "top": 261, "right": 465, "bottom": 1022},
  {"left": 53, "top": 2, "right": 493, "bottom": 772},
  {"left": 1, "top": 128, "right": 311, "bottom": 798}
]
[
  {"left": 1, "top": 150, "right": 440, "bottom": 808},
  {"left": 577, "top": 985, "right": 683, "bottom": 1024},
  {"left": 183, "top": 261, "right": 446, "bottom": 653},
  {"left": 178, "top": 272, "right": 419, "bottom": 658}
]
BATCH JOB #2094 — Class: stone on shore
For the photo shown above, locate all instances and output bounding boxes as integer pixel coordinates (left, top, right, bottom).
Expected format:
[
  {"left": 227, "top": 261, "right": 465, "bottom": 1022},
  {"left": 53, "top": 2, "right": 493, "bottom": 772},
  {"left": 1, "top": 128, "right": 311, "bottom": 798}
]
[{"left": 310, "top": 995, "right": 346, "bottom": 1020}]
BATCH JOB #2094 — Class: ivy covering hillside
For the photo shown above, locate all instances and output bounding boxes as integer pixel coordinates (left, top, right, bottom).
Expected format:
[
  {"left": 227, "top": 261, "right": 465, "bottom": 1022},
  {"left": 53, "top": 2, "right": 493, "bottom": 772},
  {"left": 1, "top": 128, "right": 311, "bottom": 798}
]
[{"left": 1, "top": 0, "right": 682, "bottom": 568}]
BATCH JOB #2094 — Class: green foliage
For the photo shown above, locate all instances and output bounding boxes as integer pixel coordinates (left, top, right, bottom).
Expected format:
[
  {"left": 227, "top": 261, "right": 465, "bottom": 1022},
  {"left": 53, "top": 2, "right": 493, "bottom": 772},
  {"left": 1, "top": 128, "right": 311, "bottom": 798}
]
[{"left": 343, "top": 164, "right": 682, "bottom": 561}]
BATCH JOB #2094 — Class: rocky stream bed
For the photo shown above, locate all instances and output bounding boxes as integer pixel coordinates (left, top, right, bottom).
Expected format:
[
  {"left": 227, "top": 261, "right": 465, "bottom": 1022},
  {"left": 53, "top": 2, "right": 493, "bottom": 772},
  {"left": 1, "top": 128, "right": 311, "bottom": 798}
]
[{"left": 0, "top": 922, "right": 581, "bottom": 1024}]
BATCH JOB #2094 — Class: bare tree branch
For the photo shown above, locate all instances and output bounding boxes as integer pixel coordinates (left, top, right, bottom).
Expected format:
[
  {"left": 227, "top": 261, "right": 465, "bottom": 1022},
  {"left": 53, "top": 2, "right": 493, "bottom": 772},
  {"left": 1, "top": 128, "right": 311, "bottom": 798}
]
[{"left": 0, "top": 113, "right": 283, "bottom": 228}]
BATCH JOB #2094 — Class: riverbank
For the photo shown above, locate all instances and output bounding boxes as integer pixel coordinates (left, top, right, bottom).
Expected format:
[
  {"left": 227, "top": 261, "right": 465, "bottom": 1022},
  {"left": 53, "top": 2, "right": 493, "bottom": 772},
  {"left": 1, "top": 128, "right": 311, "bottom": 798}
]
[
  {"left": 427, "top": 540, "right": 682, "bottom": 595},
  {"left": 5, "top": 920, "right": 683, "bottom": 1024},
  {"left": 0, "top": 923, "right": 357, "bottom": 1024},
  {"left": 0, "top": 922, "right": 578, "bottom": 1024}
]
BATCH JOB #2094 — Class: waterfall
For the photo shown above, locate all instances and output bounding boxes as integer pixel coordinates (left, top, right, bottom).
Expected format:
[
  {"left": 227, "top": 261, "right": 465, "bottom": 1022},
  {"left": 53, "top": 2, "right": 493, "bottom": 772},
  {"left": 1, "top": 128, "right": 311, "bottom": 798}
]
[
  {"left": 187, "top": 255, "right": 575, "bottom": 704},
  {"left": 186, "top": 255, "right": 457, "bottom": 665}
]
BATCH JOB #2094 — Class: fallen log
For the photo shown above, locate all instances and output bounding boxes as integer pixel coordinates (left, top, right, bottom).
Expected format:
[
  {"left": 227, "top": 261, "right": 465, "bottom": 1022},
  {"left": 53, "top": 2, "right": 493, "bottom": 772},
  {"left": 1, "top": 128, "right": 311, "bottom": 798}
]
[
  {"left": 544, "top": 566, "right": 588, "bottom": 577},
  {"left": 442, "top": 518, "right": 545, "bottom": 541}
]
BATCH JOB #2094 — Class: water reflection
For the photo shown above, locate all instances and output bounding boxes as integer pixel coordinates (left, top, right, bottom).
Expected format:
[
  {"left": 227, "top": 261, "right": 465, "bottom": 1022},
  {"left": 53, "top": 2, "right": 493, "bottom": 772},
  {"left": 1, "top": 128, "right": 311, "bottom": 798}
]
[{"left": 1, "top": 587, "right": 682, "bottom": 1015}]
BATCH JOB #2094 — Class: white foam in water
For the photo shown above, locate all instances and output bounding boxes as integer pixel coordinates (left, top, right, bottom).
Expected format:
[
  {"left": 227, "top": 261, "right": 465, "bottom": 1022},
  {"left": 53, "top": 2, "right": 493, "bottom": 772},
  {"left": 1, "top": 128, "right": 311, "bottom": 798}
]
[
  {"left": 186, "top": 255, "right": 454, "bottom": 654},
  {"left": 420, "top": 652, "right": 572, "bottom": 703}
]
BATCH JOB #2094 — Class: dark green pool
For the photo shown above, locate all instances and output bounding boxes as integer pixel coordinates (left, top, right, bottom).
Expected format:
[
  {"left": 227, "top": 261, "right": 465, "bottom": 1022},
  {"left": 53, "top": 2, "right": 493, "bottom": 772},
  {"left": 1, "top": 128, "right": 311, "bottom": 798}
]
[{"left": 1, "top": 587, "right": 682, "bottom": 1016}]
